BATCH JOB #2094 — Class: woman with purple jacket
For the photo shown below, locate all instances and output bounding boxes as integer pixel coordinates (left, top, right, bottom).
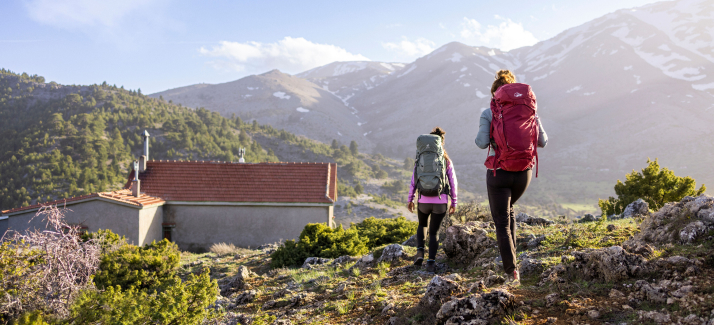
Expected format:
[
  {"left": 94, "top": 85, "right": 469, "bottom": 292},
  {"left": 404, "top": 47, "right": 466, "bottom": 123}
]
[{"left": 406, "top": 127, "right": 458, "bottom": 273}]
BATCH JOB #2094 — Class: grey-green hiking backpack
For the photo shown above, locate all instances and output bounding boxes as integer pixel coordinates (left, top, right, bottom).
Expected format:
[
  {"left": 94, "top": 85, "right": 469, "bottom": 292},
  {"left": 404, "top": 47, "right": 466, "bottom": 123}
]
[{"left": 414, "top": 134, "right": 448, "bottom": 198}]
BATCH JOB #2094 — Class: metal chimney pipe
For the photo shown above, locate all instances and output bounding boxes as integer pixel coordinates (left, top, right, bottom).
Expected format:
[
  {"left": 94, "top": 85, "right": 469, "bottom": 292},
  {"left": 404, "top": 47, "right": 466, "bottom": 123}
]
[
  {"left": 238, "top": 147, "right": 246, "bottom": 163},
  {"left": 142, "top": 130, "right": 150, "bottom": 160},
  {"left": 134, "top": 160, "right": 139, "bottom": 180}
]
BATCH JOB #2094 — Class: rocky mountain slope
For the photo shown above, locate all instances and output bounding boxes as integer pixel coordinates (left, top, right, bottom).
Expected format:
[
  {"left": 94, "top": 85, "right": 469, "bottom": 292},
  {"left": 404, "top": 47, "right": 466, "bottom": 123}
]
[
  {"left": 152, "top": 0, "right": 714, "bottom": 204},
  {"left": 193, "top": 194, "right": 714, "bottom": 325}
]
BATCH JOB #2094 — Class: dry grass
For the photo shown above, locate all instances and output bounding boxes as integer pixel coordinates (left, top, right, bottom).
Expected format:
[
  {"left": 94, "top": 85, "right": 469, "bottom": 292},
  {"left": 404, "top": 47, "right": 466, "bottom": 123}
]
[{"left": 208, "top": 242, "right": 256, "bottom": 256}]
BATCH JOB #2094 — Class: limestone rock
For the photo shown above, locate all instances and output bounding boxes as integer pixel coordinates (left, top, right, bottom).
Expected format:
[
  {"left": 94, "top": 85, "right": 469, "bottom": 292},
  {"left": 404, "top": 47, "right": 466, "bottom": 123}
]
[
  {"left": 516, "top": 213, "right": 554, "bottom": 226},
  {"left": 435, "top": 290, "right": 516, "bottom": 325},
  {"left": 545, "top": 293, "right": 559, "bottom": 307},
  {"left": 442, "top": 223, "right": 496, "bottom": 266},
  {"left": 377, "top": 244, "right": 406, "bottom": 264},
  {"left": 331, "top": 255, "right": 356, "bottom": 267},
  {"left": 638, "top": 310, "right": 671, "bottom": 323},
  {"left": 419, "top": 275, "right": 462, "bottom": 309},
  {"left": 622, "top": 198, "right": 649, "bottom": 218},
  {"left": 520, "top": 257, "right": 545, "bottom": 276},
  {"left": 633, "top": 195, "right": 714, "bottom": 245},
  {"left": 402, "top": 234, "right": 418, "bottom": 247},
  {"left": 302, "top": 257, "right": 331, "bottom": 269},
  {"left": 219, "top": 266, "right": 254, "bottom": 295},
  {"left": 609, "top": 289, "right": 625, "bottom": 298},
  {"left": 527, "top": 235, "right": 546, "bottom": 249},
  {"left": 234, "top": 290, "right": 257, "bottom": 305}
]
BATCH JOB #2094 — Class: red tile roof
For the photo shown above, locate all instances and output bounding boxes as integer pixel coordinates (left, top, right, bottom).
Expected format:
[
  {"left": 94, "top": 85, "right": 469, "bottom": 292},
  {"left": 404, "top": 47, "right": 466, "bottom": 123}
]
[
  {"left": 124, "top": 161, "right": 337, "bottom": 204},
  {"left": 1, "top": 189, "right": 165, "bottom": 215}
]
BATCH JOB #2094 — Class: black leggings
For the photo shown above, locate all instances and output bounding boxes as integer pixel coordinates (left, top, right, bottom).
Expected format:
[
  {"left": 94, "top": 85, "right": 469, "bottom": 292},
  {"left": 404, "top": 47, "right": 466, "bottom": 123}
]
[
  {"left": 487, "top": 169, "right": 532, "bottom": 274},
  {"left": 416, "top": 203, "right": 447, "bottom": 261}
]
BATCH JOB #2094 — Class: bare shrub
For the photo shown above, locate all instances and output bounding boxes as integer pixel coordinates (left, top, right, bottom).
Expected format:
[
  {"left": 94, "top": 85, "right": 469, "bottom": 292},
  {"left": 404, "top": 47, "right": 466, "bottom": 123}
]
[
  {"left": 210, "top": 242, "right": 239, "bottom": 256},
  {"left": 0, "top": 206, "right": 101, "bottom": 318},
  {"left": 452, "top": 201, "right": 491, "bottom": 224}
]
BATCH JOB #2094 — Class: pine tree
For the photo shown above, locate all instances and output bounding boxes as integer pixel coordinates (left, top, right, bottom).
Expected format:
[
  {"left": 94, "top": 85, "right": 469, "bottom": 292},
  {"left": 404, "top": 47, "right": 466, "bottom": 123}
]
[
  {"left": 349, "top": 140, "right": 359, "bottom": 156},
  {"left": 599, "top": 158, "right": 706, "bottom": 216}
]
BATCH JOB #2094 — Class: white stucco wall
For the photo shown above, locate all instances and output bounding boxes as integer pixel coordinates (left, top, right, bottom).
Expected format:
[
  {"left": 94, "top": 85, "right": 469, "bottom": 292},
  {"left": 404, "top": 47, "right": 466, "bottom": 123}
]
[
  {"left": 4, "top": 200, "right": 162, "bottom": 246},
  {"left": 139, "top": 205, "right": 163, "bottom": 246},
  {"left": 164, "top": 204, "right": 332, "bottom": 252}
]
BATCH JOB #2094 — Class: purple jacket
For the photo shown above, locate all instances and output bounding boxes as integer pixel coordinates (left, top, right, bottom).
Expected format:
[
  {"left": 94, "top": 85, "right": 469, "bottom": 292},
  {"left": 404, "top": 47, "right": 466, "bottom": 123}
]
[{"left": 408, "top": 159, "right": 458, "bottom": 207}]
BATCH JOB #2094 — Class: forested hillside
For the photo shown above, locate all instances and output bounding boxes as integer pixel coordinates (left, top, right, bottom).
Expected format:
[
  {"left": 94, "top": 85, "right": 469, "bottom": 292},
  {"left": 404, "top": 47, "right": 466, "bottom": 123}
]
[{"left": 0, "top": 69, "right": 284, "bottom": 210}]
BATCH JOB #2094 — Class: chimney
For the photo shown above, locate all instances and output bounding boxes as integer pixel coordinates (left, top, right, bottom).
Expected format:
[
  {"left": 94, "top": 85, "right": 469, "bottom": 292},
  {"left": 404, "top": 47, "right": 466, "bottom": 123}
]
[
  {"left": 142, "top": 130, "right": 150, "bottom": 160},
  {"left": 139, "top": 155, "right": 147, "bottom": 172},
  {"left": 132, "top": 160, "right": 141, "bottom": 197},
  {"left": 238, "top": 147, "right": 246, "bottom": 163}
]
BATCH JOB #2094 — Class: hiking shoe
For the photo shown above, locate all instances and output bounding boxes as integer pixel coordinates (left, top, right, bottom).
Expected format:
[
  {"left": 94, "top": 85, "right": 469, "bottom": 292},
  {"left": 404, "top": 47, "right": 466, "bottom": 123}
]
[
  {"left": 426, "top": 260, "right": 436, "bottom": 273},
  {"left": 507, "top": 270, "right": 521, "bottom": 287},
  {"left": 495, "top": 255, "right": 503, "bottom": 265},
  {"left": 414, "top": 249, "right": 424, "bottom": 266}
]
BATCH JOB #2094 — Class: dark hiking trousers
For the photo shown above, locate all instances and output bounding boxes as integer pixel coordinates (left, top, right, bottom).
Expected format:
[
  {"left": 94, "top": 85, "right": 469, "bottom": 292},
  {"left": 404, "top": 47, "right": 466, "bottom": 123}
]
[
  {"left": 416, "top": 203, "right": 447, "bottom": 261},
  {"left": 486, "top": 169, "right": 532, "bottom": 274}
]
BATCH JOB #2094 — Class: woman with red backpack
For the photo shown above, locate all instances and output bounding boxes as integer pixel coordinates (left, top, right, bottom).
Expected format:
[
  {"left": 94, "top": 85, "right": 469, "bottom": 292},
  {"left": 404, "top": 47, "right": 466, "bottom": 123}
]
[
  {"left": 475, "top": 70, "right": 548, "bottom": 285},
  {"left": 406, "top": 127, "right": 458, "bottom": 273}
]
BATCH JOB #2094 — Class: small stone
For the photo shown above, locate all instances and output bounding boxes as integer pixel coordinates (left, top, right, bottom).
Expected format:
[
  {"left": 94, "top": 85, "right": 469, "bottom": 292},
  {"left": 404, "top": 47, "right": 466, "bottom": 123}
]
[
  {"left": 609, "top": 289, "right": 625, "bottom": 298},
  {"left": 588, "top": 310, "right": 600, "bottom": 319},
  {"left": 607, "top": 224, "right": 618, "bottom": 231},
  {"left": 545, "top": 293, "right": 560, "bottom": 307},
  {"left": 546, "top": 317, "right": 557, "bottom": 324}
]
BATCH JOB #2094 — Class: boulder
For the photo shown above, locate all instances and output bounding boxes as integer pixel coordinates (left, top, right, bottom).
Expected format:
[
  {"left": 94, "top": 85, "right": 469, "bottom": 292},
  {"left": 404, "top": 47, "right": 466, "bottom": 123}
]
[
  {"left": 331, "top": 255, "right": 357, "bottom": 267},
  {"left": 539, "top": 246, "right": 649, "bottom": 285},
  {"left": 622, "top": 198, "right": 649, "bottom": 218},
  {"left": 637, "top": 310, "right": 671, "bottom": 323},
  {"left": 442, "top": 223, "right": 496, "bottom": 266},
  {"left": 435, "top": 290, "right": 516, "bottom": 325},
  {"left": 377, "top": 244, "right": 406, "bottom": 264},
  {"left": 301, "top": 257, "right": 331, "bottom": 269},
  {"left": 515, "top": 212, "right": 530, "bottom": 223},
  {"left": 580, "top": 214, "right": 595, "bottom": 222},
  {"left": 349, "top": 253, "right": 376, "bottom": 271},
  {"left": 419, "top": 275, "right": 463, "bottom": 309},
  {"left": 527, "top": 235, "right": 547, "bottom": 249},
  {"left": 234, "top": 290, "right": 257, "bottom": 305},
  {"left": 520, "top": 257, "right": 545, "bottom": 276},
  {"left": 402, "top": 234, "right": 418, "bottom": 247},
  {"left": 528, "top": 216, "right": 554, "bottom": 226},
  {"left": 219, "top": 266, "right": 254, "bottom": 295},
  {"left": 632, "top": 195, "right": 714, "bottom": 245}
]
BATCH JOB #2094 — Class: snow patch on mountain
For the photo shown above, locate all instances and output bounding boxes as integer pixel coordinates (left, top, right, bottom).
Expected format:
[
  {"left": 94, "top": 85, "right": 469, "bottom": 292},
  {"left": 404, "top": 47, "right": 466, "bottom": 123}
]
[
  {"left": 273, "top": 91, "right": 291, "bottom": 99},
  {"left": 397, "top": 65, "right": 417, "bottom": 78},
  {"left": 296, "top": 107, "right": 309, "bottom": 113}
]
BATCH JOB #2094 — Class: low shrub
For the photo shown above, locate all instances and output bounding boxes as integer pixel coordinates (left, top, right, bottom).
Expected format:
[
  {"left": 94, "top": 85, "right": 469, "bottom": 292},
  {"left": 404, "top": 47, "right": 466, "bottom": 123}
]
[
  {"left": 70, "top": 270, "right": 217, "bottom": 325},
  {"left": 93, "top": 239, "right": 180, "bottom": 291},
  {"left": 270, "top": 224, "right": 368, "bottom": 268},
  {"left": 350, "top": 217, "right": 417, "bottom": 249}
]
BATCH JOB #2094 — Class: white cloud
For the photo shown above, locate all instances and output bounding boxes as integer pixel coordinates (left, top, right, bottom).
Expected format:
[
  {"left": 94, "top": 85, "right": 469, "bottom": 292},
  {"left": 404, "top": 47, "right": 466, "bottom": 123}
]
[
  {"left": 25, "top": 0, "right": 150, "bottom": 28},
  {"left": 382, "top": 37, "right": 436, "bottom": 60},
  {"left": 24, "top": 0, "right": 176, "bottom": 48},
  {"left": 460, "top": 16, "right": 538, "bottom": 51},
  {"left": 199, "top": 37, "right": 369, "bottom": 74}
]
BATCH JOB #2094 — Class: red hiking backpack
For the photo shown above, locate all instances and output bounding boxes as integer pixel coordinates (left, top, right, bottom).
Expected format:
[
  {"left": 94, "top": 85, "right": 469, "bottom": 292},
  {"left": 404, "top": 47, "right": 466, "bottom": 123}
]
[{"left": 485, "top": 83, "right": 539, "bottom": 177}]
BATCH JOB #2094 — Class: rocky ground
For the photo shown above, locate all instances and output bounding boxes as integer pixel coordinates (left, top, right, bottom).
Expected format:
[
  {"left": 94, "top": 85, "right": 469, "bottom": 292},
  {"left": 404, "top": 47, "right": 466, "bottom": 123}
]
[{"left": 181, "top": 195, "right": 714, "bottom": 325}]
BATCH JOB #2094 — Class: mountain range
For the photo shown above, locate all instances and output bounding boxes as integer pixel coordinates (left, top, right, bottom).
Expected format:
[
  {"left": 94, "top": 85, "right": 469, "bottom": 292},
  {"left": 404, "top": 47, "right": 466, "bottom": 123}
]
[{"left": 151, "top": 0, "right": 714, "bottom": 204}]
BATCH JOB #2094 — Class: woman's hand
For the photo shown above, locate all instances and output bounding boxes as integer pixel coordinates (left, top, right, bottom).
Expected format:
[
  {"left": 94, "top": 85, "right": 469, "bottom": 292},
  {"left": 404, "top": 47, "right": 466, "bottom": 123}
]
[
  {"left": 407, "top": 202, "right": 415, "bottom": 213},
  {"left": 449, "top": 205, "right": 456, "bottom": 214}
]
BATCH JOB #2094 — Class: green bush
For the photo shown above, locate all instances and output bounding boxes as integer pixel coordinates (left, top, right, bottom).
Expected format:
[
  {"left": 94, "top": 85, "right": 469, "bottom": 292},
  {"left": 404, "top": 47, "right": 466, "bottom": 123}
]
[
  {"left": 93, "top": 239, "right": 180, "bottom": 291},
  {"left": 80, "top": 229, "right": 127, "bottom": 255},
  {"left": 270, "top": 217, "right": 418, "bottom": 268},
  {"left": 270, "top": 224, "right": 368, "bottom": 268},
  {"left": 382, "top": 179, "right": 406, "bottom": 193},
  {"left": 354, "top": 182, "right": 364, "bottom": 195},
  {"left": 70, "top": 270, "right": 217, "bottom": 325},
  {"left": 375, "top": 169, "right": 388, "bottom": 179},
  {"left": 598, "top": 159, "right": 706, "bottom": 216},
  {"left": 350, "top": 217, "right": 417, "bottom": 249},
  {"left": 337, "top": 180, "right": 357, "bottom": 197}
]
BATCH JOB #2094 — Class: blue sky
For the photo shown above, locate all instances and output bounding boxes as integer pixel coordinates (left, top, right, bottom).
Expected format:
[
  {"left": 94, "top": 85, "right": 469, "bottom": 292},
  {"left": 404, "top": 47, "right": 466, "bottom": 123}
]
[{"left": 1, "top": 0, "right": 663, "bottom": 93}]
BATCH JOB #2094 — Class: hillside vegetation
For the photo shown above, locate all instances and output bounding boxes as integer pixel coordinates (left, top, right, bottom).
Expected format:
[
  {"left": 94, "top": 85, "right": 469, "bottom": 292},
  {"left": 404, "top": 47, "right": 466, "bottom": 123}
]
[{"left": 0, "top": 69, "right": 388, "bottom": 212}]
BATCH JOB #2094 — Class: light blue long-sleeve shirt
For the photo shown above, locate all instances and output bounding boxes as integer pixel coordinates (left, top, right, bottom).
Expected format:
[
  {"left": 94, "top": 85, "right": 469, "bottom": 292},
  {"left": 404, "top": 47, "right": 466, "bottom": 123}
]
[{"left": 474, "top": 109, "right": 548, "bottom": 156}]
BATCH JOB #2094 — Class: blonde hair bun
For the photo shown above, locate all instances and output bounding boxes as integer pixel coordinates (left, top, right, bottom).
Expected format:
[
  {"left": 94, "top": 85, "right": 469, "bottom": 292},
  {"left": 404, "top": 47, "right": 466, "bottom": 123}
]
[{"left": 491, "top": 69, "right": 516, "bottom": 96}]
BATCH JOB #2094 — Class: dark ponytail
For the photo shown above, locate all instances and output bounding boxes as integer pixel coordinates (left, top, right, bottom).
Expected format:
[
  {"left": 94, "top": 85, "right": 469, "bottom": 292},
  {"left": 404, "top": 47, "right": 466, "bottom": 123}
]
[{"left": 430, "top": 126, "right": 450, "bottom": 162}]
